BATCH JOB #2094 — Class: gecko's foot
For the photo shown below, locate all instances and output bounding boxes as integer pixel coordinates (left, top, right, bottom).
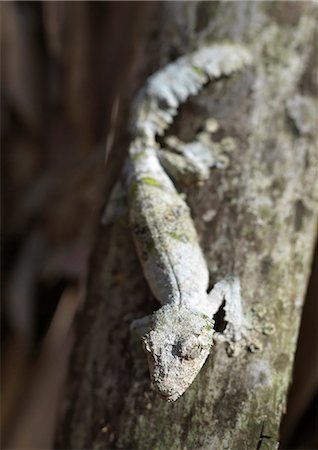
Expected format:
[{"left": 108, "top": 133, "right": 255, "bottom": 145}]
[
  {"left": 142, "top": 303, "right": 214, "bottom": 401},
  {"left": 208, "top": 275, "right": 247, "bottom": 340}
]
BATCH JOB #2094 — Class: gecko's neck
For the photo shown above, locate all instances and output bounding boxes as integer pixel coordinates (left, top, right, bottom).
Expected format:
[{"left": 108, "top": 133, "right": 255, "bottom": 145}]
[{"left": 181, "top": 295, "right": 216, "bottom": 320}]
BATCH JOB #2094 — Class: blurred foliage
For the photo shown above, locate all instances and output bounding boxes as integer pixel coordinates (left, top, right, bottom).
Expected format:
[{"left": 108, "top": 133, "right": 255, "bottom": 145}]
[{"left": 1, "top": 2, "right": 132, "bottom": 447}]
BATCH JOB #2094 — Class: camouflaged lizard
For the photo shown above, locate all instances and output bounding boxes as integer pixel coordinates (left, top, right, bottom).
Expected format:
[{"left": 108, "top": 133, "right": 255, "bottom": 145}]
[{"left": 104, "top": 44, "right": 252, "bottom": 401}]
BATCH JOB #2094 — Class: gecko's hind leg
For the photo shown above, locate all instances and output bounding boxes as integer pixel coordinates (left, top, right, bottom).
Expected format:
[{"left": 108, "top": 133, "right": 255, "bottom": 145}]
[{"left": 158, "top": 118, "right": 229, "bottom": 187}]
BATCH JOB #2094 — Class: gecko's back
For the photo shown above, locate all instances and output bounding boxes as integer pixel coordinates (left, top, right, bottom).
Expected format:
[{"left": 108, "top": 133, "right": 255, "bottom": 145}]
[{"left": 129, "top": 142, "right": 209, "bottom": 311}]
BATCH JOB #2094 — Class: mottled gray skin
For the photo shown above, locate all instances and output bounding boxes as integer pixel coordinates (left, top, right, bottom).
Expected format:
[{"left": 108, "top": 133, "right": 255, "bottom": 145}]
[
  {"left": 129, "top": 143, "right": 215, "bottom": 401},
  {"left": 143, "top": 305, "right": 214, "bottom": 402},
  {"left": 127, "top": 44, "right": 252, "bottom": 401}
]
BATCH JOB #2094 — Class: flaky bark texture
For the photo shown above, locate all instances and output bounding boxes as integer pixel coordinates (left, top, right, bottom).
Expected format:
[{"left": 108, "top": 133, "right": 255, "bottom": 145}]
[{"left": 55, "top": 2, "right": 318, "bottom": 449}]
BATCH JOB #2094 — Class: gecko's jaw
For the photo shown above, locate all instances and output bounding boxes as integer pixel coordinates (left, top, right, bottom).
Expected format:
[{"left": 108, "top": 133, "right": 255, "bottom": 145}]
[{"left": 158, "top": 390, "right": 182, "bottom": 402}]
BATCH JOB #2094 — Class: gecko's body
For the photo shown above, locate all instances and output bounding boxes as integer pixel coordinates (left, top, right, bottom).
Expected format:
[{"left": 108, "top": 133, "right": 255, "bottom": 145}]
[
  {"left": 116, "top": 44, "right": 251, "bottom": 401},
  {"left": 129, "top": 144, "right": 212, "bottom": 316},
  {"left": 129, "top": 144, "right": 216, "bottom": 401}
]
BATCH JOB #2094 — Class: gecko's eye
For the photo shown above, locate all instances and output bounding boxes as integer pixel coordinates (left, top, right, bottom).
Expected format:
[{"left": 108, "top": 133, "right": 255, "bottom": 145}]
[
  {"left": 181, "top": 344, "right": 202, "bottom": 360},
  {"left": 178, "top": 338, "right": 202, "bottom": 360}
]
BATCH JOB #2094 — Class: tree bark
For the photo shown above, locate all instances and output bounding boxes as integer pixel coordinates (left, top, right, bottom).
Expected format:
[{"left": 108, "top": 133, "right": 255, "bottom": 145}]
[{"left": 55, "top": 2, "right": 318, "bottom": 449}]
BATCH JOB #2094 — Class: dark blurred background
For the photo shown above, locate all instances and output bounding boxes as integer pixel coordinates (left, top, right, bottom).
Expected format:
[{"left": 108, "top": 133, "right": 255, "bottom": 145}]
[{"left": 1, "top": 2, "right": 317, "bottom": 449}]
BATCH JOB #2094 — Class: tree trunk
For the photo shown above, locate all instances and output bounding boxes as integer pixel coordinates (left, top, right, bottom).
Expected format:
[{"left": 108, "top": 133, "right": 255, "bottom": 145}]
[{"left": 55, "top": 2, "right": 318, "bottom": 449}]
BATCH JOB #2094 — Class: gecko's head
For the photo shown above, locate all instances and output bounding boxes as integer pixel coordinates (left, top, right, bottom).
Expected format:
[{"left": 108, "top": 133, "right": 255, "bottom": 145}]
[{"left": 143, "top": 304, "right": 214, "bottom": 401}]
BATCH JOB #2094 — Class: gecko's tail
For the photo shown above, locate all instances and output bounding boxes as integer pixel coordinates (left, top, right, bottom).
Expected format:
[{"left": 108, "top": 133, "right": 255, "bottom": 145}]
[{"left": 132, "top": 43, "right": 252, "bottom": 142}]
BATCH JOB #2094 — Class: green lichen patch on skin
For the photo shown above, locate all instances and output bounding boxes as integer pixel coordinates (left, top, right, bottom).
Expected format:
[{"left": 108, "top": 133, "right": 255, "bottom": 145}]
[
  {"left": 192, "top": 65, "right": 206, "bottom": 77},
  {"left": 131, "top": 150, "right": 147, "bottom": 162},
  {"left": 204, "top": 323, "right": 214, "bottom": 332},
  {"left": 129, "top": 177, "right": 162, "bottom": 198},
  {"left": 129, "top": 181, "right": 139, "bottom": 197},
  {"left": 141, "top": 177, "right": 162, "bottom": 188},
  {"left": 168, "top": 231, "right": 189, "bottom": 243}
]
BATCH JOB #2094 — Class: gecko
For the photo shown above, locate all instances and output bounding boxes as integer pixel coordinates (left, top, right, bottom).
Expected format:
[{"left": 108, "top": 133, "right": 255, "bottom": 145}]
[{"left": 104, "top": 44, "right": 252, "bottom": 401}]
